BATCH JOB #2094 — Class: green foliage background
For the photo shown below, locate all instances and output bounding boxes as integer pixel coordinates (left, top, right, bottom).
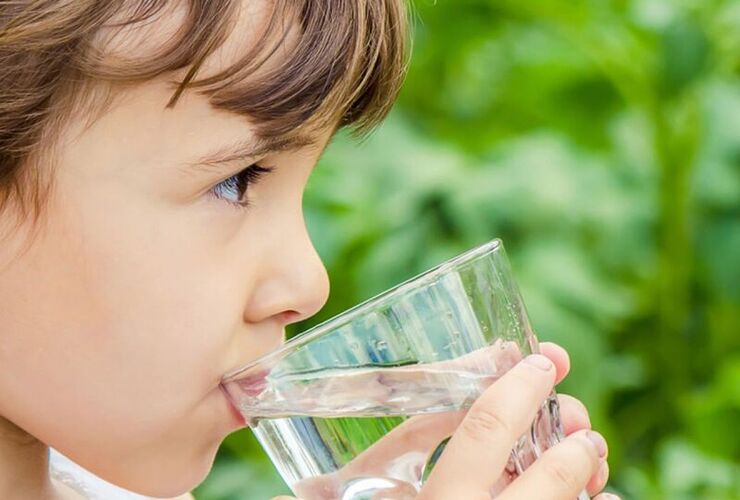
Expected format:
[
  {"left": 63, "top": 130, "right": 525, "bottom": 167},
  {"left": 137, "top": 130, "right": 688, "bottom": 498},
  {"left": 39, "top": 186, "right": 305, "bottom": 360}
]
[{"left": 196, "top": 1, "right": 740, "bottom": 498}]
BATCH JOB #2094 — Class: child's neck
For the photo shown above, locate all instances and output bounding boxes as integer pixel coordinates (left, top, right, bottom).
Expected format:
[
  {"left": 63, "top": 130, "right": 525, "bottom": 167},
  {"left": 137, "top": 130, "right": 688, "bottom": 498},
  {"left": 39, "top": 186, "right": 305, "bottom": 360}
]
[{"left": 0, "top": 415, "right": 77, "bottom": 499}]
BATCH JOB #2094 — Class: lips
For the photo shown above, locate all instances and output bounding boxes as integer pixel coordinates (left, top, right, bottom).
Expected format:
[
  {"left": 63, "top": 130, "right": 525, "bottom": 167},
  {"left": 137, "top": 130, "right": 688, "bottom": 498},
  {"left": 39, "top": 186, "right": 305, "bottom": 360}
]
[
  {"left": 232, "top": 368, "right": 271, "bottom": 397},
  {"left": 219, "top": 383, "right": 247, "bottom": 428}
]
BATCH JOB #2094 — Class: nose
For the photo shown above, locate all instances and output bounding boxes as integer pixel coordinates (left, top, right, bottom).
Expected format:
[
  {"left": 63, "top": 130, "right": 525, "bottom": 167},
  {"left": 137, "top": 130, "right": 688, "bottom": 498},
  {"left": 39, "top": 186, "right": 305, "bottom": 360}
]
[{"left": 243, "top": 225, "right": 330, "bottom": 327}]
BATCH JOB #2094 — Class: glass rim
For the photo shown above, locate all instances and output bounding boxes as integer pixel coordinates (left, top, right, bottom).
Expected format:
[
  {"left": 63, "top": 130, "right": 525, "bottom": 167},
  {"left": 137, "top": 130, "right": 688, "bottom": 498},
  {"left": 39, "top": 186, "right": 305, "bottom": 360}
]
[{"left": 222, "top": 238, "right": 503, "bottom": 382}]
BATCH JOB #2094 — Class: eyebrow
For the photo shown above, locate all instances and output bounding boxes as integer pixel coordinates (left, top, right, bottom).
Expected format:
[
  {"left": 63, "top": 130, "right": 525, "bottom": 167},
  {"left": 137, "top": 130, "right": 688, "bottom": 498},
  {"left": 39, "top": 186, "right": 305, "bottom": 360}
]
[{"left": 186, "top": 134, "right": 317, "bottom": 172}]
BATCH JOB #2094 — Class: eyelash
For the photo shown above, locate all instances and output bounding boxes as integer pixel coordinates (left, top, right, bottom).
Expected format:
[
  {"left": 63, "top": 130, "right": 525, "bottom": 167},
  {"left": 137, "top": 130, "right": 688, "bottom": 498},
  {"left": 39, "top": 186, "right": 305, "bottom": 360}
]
[{"left": 209, "top": 164, "right": 274, "bottom": 209}]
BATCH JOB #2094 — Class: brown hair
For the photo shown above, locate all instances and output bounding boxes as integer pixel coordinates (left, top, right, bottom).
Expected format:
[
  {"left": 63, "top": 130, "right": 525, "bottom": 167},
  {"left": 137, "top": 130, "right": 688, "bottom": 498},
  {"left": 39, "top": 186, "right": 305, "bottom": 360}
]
[{"left": 0, "top": 0, "right": 410, "bottom": 227}]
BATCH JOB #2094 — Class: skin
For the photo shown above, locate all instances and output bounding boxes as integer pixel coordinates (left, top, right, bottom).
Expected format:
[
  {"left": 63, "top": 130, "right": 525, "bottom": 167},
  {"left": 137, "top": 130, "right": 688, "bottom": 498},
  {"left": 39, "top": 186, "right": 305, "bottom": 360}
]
[
  {"left": 277, "top": 345, "right": 616, "bottom": 500},
  {"left": 0, "top": 2, "right": 616, "bottom": 499},
  {"left": 0, "top": 71, "right": 332, "bottom": 498},
  {"left": 0, "top": 2, "right": 330, "bottom": 496}
]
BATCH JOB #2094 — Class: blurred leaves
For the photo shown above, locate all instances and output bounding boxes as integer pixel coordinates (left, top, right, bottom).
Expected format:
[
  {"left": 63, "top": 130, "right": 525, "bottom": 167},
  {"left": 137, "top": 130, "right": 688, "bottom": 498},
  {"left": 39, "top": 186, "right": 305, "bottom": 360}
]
[{"left": 197, "top": 0, "right": 739, "bottom": 498}]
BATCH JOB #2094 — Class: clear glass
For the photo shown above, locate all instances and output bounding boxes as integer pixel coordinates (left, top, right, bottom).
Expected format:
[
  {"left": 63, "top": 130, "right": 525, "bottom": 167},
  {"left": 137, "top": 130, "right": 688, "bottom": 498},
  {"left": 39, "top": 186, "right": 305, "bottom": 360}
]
[{"left": 222, "top": 239, "right": 589, "bottom": 500}]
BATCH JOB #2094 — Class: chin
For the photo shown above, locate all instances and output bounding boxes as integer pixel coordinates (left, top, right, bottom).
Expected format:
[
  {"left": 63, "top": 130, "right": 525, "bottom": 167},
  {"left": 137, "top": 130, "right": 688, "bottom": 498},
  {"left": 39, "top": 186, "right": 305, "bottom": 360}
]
[
  {"left": 105, "top": 441, "right": 223, "bottom": 498},
  {"left": 132, "top": 394, "right": 242, "bottom": 496}
]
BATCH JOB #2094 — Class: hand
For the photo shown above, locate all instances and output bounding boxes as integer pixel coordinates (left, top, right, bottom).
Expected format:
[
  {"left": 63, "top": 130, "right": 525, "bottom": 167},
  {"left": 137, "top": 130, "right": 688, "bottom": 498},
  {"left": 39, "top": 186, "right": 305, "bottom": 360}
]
[
  {"left": 539, "top": 342, "right": 613, "bottom": 498},
  {"left": 417, "top": 342, "right": 614, "bottom": 499},
  {"left": 274, "top": 342, "right": 616, "bottom": 500}
]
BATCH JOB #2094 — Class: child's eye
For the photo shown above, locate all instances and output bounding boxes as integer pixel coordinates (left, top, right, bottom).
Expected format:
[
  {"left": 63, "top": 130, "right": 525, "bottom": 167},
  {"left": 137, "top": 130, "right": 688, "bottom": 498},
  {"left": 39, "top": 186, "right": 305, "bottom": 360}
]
[{"left": 209, "top": 164, "right": 273, "bottom": 209}]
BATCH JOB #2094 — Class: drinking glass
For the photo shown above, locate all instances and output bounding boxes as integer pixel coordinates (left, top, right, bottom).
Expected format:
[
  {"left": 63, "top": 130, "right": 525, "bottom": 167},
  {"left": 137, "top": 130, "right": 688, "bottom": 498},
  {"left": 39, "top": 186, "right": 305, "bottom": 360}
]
[{"left": 222, "top": 239, "right": 588, "bottom": 500}]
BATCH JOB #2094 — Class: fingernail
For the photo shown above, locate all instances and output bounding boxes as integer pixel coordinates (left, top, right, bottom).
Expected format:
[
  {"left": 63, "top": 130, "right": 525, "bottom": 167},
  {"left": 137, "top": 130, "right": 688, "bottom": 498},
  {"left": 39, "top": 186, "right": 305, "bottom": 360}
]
[
  {"left": 601, "top": 494, "right": 620, "bottom": 500},
  {"left": 524, "top": 354, "right": 552, "bottom": 371},
  {"left": 587, "top": 431, "right": 608, "bottom": 458}
]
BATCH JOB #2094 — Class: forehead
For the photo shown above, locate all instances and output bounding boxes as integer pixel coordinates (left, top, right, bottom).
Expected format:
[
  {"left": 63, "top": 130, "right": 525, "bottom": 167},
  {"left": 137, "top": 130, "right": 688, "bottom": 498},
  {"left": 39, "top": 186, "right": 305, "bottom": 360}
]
[
  {"left": 99, "top": 1, "right": 293, "bottom": 85},
  {"left": 92, "top": 2, "right": 298, "bottom": 122},
  {"left": 77, "top": 0, "right": 405, "bottom": 146}
]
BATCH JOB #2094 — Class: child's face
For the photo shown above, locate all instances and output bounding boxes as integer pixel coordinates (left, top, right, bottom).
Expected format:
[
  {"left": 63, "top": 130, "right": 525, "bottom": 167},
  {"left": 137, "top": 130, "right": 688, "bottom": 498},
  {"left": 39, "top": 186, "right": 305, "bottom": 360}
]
[{"left": 0, "top": 37, "right": 331, "bottom": 500}]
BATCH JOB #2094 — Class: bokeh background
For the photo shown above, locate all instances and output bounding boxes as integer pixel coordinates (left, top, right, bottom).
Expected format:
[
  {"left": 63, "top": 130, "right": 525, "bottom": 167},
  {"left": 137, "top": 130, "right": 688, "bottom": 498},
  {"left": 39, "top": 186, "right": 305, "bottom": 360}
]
[{"left": 196, "top": 1, "right": 740, "bottom": 498}]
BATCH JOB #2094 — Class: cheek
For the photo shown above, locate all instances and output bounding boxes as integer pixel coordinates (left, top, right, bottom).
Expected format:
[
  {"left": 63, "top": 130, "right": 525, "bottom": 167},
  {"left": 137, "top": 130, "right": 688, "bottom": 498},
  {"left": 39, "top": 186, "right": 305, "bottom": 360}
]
[
  {"left": 62, "top": 199, "right": 243, "bottom": 418},
  {"left": 0, "top": 187, "right": 246, "bottom": 494}
]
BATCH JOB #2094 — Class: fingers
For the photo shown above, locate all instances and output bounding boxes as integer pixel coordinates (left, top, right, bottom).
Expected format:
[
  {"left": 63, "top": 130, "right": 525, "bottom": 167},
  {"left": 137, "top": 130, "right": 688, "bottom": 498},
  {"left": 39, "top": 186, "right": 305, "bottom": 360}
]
[
  {"left": 558, "top": 394, "right": 591, "bottom": 434},
  {"left": 292, "top": 409, "right": 466, "bottom": 499},
  {"left": 418, "top": 354, "right": 557, "bottom": 499},
  {"left": 558, "top": 393, "right": 611, "bottom": 497},
  {"left": 338, "top": 410, "right": 464, "bottom": 476},
  {"left": 539, "top": 342, "right": 570, "bottom": 384},
  {"left": 497, "top": 429, "right": 608, "bottom": 500},
  {"left": 587, "top": 460, "right": 610, "bottom": 497},
  {"left": 593, "top": 493, "right": 621, "bottom": 500}
]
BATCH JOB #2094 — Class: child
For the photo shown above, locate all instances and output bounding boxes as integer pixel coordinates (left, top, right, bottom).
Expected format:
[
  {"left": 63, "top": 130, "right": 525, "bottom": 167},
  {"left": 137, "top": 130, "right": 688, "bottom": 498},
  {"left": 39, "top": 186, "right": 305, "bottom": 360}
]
[{"left": 0, "top": 1, "right": 616, "bottom": 499}]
